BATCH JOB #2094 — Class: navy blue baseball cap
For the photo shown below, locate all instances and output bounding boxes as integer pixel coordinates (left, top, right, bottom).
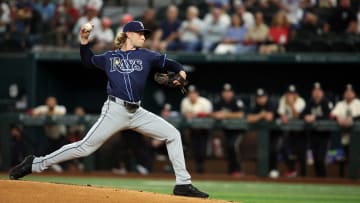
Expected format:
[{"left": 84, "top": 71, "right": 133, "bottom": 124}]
[{"left": 123, "top": 21, "right": 151, "bottom": 35}]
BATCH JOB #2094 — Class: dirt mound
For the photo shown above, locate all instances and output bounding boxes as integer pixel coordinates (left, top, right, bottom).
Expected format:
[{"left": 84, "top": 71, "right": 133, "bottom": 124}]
[{"left": 0, "top": 180, "right": 234, "bottom": 203}]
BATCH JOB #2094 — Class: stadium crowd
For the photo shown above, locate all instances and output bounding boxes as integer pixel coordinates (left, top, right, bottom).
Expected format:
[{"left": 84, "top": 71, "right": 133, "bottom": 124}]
[{"left": 0, "top": 0, "right": 360, "bottom": 53}]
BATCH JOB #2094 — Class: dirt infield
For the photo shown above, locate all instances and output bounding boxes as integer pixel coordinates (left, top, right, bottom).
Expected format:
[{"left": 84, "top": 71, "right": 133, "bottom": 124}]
[{"left": 0, "top": 180, "right": 234, "bottom": 203}]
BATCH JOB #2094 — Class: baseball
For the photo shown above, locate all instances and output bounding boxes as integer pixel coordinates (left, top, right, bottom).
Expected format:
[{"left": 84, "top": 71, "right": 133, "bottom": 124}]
[{"left": 83, "top": 23, "right": 93, "bottom": 32}]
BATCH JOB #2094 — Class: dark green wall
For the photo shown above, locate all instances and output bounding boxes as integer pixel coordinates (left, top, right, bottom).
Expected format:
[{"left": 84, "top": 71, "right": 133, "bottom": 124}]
[
  {"left": 1, "top": 54, "right": 359, "bottom": 114},
  {"left": 0, "top": 54, "right": 35, "bottom": 112}
]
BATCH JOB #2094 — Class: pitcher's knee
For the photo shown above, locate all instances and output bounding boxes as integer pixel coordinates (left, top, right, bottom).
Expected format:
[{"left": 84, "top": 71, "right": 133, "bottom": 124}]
[
  {"left": 167, "top": 129, "right": 181, "bottom": 143},
  {"left": 74, "top": 145, "right": 93, "bottom": 157}
]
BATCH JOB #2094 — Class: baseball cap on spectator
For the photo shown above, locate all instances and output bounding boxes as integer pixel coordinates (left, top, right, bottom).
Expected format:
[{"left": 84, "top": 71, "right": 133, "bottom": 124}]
[
  {"left": 188, "top": 85, "right": 198, "bottom": 92},
  {"left": 222, "top": 83, "right": 233, "bottom": 91},
  {"left": 286, "top": 84, "right": 297, "bottom": 94},
  {"left": 313, "top": 82, "right": 322, "bottom": 90},
  {"left": 164, "top": 103, "right": 172, "bottom": 110},
  {"left": 123, "top": 21, "right": 151, "bottom": 35},
  {"left": 256, "top": 88, "right": 268, "bottom": 97},
  {"left": 345, "top": 83, "right": 355, "bottom": 92}
]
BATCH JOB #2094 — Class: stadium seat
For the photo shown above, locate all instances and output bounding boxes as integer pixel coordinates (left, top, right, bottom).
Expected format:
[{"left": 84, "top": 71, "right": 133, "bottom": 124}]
[
  {"left": 330, "top": 40, "right": 357, "bottom": 53},
  {"left": 309, "top": 39, "right": 333, "bottom": 53},
  {"left": 285, "top": 39, "right": 311, "bottom": 52}
]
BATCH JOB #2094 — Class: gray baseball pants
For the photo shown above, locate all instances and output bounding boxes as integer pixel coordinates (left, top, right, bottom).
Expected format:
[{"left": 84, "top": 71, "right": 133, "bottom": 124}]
[{"left": 32, "top": 96, "right": 192, "bottom": 185}]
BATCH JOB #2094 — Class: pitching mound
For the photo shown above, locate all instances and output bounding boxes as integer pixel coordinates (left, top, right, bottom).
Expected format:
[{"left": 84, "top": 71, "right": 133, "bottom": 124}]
[{"left": 0, "top": 180, "right": 234, "bottom": 203}]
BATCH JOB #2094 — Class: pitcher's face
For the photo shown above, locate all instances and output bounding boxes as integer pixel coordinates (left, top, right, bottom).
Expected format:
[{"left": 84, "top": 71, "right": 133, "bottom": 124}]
[{"left": 128, "top": 31, "right": 146, "bottom": 47}]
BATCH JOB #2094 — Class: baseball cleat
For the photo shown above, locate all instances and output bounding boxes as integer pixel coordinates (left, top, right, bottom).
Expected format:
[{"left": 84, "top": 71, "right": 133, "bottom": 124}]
[
  {"left": 9, "top": 155, "right": 35, "bottom": 180},
  {"left": 173, "top": 184, "right": 209, "bottom": 198}
]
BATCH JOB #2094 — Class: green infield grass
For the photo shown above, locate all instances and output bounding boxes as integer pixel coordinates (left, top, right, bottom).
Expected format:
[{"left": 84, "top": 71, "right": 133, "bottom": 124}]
[{"left": 1, "top": 174, "right": 360, "bottom": 203}]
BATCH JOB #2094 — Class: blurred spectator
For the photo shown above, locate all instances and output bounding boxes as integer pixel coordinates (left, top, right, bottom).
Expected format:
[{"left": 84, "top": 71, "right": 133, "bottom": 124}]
[
  {"left": 10, "top": 124, "right": 28, "bottom": 167},
  {"left": 206, "top": 0, "right": 231, "bottom": 11},
  {"left": 159, "top": 4, "right": 182, "bottom": 51},
  {"left": 65, "top": 106, "right": 87, "bottom": 171},
  {"left": 8, "top": 2, "right": 42, "bottom": 50},
  {"left": 357, "top": 6, "right": 360, "bottom": 34},
  {"left": 72, "top": 4, "right": 101, "bottom": 45},
  {"left": 258, "top": 10, "right": 291, "bottom": 54},
  {"left": 7, "top": 83, "right": 28, "bottom": 112},
  {"left": 161, "top": 103, "right": 180, "bottom": 118},
  {"left": 323, "top": 0, "right": 357, "bottom": 34},
  {"left": 0, "top": 1, "right": 10, "bottom": 33},
  {"left": 149, "top": 103, "right": 179, "bottom": 173},
  {"left": 91, "top": 16, "right": 114, "bottom": 52},
  {"left": 318, "top": 0, "right": 337, "bottom": 8},
  {"left": 116, "top": 13, "right": 133, "bottom": 34},
  {"left": 296, "top": 10, "right": 325, "bottom": 38},
  {"left": 72, "top": 0, "right": 88, "bottom": 15},
  {"left": 178, "top": 5, "right": 204, "bottom": 52},
  {"left": 273, "top": 0, "right": 305, "bottom": 29},
  {"left": 31, "top": 96, "right": 69, "bottom": 173},
  {"left": 247, "top": 88, "right": 281, "bottom": 178},
  {"left": 214, "top": 14, "right": 248, "bottom": 54},
  {"left": 234, "top": 3, "right": 255, "bottom": 29},
  {"left": 302, "top": 82, "right": 333, "bottom": 178},
  {"left": 71, "top": 0, "right": 103, "bottom": 15},
  {"left": 111, "top": 130, "right": 152, "bottom": 176},
  {"left": 201, "top": 4, "right": 230, "bottom": 53},
  {"left": 237, "top": 11, "right": 269, "bottom": 54},
  {"left": 139, "top": 7, "right": 162, "bottom": 51},
  {"left": 180, "top": 85, "right": 213, "bottom": 173},
  {"left": 33, "top": 0, "right": 56, "bottom": 44},
  {"left": 277, "top": 84, "right": 306, "bottom": 177},
  {"left": 53, "top": 0, "right": 80, "bottom": 47},
  {"left": 212, "top": 83, "right": 245, "bottom": 177},
  {"left": 246, "top": 0, "right": 279, "bottom": 25},
  {"left": 86, "top": 0, "right": 103, "bottom": 12},
  {"left": 330, "top": 84, "right": 360, "bottom": 177}
]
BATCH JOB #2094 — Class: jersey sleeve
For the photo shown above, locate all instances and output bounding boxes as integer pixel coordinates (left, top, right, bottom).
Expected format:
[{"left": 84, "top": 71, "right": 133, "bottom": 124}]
[
  {"left": 149, "top": 50, "right": 183, "bottom": 73},
  {"left": 330, "top": 103, "right": 341, "bottom": 118},
  {"left": 80, "top": 44, "right": 106, "bottom": 70}
]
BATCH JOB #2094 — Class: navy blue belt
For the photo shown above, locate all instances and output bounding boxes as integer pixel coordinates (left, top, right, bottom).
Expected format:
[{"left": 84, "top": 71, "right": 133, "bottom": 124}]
[{"left": 108, "top": 95, "right": 140, "bottom": 112}]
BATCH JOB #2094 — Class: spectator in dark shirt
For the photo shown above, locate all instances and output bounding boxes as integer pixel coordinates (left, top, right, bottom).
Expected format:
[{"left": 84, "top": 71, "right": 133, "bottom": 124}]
[
  {"left": 297, "top": 11, "right": 325, "bottom": 37},
  {"left": 302, "top": 82, "right": 333, "bottom": 177},
  {"left": 10, "top": 124, "right": 28, "bottom": 167},
  {"left": 159, "top": 4, "right": 182, "bottom": 51},
  {"left": 324, "top": 0, "right": 357, "bottom": 34},
  {"left": 139, "top": 8, "right": 163, "bottom": 51},
  {"left": 212, "top": 83, "right": 245, "bottom": 177},
  {"left": 247, "top": 88, "right": 280, "bottom": 178}
]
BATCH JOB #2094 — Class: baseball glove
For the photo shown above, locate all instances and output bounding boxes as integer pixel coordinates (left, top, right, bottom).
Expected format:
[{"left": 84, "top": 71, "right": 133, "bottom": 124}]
[{"left": 154, "top": 72, "right": 189, "bottom": 94}]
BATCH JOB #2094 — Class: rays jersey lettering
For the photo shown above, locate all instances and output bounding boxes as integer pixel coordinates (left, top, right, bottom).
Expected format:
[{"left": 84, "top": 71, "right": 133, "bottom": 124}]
[{"left": 110, "top": 57, "right": 143, "bottom": 73}]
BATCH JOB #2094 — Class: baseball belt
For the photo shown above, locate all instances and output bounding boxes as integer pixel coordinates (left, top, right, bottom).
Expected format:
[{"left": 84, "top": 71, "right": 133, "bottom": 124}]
[{"left": 108, "top": 95, "right": 140, "bottom": 113}]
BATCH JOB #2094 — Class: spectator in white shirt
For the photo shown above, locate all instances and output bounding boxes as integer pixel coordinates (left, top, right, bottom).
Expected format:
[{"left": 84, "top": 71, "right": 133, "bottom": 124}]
[
  {"left": 31, "top": 96, "right": 68, "bottom": 173},
  {"left": 72, "top": 4, "right": 101, "bottom": 44},
  {"left": 201, "top": 4, "right": 230, "bottom": 53},
  {"left": 277, "top": 84, "right": 307, "bottom": 177},
  {"left": 180, "top": 85, "right": 213, "bottom": 174},
  {"left": 0, "top": 2, "right": 10, "bottom": 33},
  {"left": 178, "top": 6, "right": 204, "bottom": 52},
  {"left": 330, "top": 84, "right": 360, "bottom": 177},
  {"left": 92, "top": 17, "right": 114, "bottom": 52}
]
